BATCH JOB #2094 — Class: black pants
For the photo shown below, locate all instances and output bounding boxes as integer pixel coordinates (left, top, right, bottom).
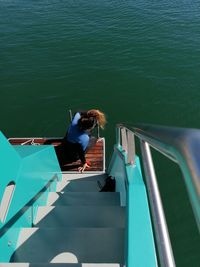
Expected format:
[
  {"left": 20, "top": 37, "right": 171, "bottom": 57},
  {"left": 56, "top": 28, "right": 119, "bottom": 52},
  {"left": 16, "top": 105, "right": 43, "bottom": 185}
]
[{"left": 55, "top": 139, "right": 86, "bottom": 166}]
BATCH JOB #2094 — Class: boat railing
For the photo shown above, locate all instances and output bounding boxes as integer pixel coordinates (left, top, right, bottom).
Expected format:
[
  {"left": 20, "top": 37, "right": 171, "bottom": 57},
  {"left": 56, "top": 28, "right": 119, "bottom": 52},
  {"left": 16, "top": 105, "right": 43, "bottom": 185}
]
[{"left": 116, "top": 123, "right": 200, "bottom": 267}]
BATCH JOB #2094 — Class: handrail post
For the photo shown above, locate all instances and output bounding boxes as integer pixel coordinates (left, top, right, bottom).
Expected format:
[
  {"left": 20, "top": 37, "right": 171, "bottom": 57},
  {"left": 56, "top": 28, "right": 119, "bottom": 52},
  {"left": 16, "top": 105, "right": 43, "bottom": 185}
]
[
  {"left": 97, "top": 124, "right": 100, "bottom": 139},
  {"left": 69, "top": 109, "right": 73, "bottom": 122},
  {"left": 121, "top": 127, "right": 128, "bottom": 152},
  {"left": 116, "top": 125, "right": 135, "bottom": 165},
  {"left": 116, "top": 125, "right": 121, "bottom": 148},
  {"left": 140, "top": 140, "right": 176, "bottom": 267},
  {"left": 127, "top": 130, "right": 135, "bottom": 165}
]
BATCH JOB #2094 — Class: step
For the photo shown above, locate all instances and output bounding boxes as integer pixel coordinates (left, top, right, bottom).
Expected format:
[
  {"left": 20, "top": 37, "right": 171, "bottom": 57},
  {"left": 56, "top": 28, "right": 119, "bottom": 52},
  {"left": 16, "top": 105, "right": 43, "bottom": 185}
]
[
  {"left": 61, "top": 173, "right": 107, "bottom": 182},
  {"left": 56, "top": 180, "right": 102, "bottom": 193},
  {"left": 12, "top": 228, "right": 125, "bottom": 263},
  {"left": 55, "top": 173, "right": 106, "bottom": 192},
  {"left": 34, "top": 206, "right": 125, "bottom": 228},
  {"left": 46, "top": 192, "right": 120, "bottom": 206},
  {"left": 0, "top": 263, "right": 122, "bottom": 267}
]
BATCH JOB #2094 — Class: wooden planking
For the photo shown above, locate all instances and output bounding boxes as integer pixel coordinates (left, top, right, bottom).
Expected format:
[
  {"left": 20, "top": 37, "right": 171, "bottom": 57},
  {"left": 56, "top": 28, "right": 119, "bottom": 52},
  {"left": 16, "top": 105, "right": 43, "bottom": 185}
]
[
  {"left": 9, "top": 137, "right": 104, "bottom": 172},
  {"left": 62, "top": 139, "right": 104, "bottom": 171}
]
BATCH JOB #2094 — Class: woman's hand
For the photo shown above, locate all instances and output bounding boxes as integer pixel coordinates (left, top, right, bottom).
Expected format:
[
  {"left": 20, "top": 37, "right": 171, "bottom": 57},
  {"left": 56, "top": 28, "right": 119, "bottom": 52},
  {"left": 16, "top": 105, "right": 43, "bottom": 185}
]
[{"left": 78, "top": 162, "right": 91, "bottom": 173}]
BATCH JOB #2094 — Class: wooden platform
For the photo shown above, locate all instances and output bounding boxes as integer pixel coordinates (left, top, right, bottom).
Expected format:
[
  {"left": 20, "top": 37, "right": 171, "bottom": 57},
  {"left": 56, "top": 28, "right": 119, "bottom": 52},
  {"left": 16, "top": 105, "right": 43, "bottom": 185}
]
[{"left": 9, "top": 137, "right": 105, "bottom": 172}]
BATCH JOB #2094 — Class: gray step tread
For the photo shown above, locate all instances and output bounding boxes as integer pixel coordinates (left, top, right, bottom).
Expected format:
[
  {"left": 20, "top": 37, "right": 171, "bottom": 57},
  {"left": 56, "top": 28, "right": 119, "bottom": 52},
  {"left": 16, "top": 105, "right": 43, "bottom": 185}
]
[
  {"left": 46, "top": 192, "right": 120, "bottom": 206},
  {"left": 56, "top": 180, "right": 102, "bottom": 193},
  {"left": 61, "top": 173, "right": 107, "bottom": 182},
  {"left": 56, "top": 174, "right": 107, "bottom": 192},
  {"left": 34, "top": 206, "right": 125, "bottom": 227},
  {"left": 12, "top": 228, "right": 124, "bottom": 263},
  {"left": 1, "top": 264, "right": 122, "bottom": 267}
]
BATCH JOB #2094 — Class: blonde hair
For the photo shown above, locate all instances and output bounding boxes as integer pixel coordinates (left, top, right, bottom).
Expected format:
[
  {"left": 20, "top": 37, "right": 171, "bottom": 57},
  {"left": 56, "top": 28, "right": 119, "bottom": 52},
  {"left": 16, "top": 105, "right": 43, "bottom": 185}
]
[{"left": 87, "top": 109, "right": 106, "bottom": 129}]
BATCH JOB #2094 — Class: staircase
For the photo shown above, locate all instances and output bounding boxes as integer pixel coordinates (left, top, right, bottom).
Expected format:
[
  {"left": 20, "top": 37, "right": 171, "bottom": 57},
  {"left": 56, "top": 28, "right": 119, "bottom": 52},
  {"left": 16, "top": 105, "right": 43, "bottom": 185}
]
[{"left": 5, "top": 173, "right": 125, "bottom": 267}]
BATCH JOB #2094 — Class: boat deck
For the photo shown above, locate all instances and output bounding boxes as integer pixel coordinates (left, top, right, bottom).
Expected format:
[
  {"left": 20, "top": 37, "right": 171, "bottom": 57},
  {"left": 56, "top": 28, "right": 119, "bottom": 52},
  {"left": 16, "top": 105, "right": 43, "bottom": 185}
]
[{"left": 9, "top": 137, "right": 105, "bottom": 172}]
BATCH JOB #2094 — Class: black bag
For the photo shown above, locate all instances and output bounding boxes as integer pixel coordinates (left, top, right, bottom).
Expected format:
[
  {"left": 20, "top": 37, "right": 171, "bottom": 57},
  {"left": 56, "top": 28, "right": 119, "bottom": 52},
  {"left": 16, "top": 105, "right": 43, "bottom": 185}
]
[{"left": 98, "top": 176, "right": 116, "bottom": 192}]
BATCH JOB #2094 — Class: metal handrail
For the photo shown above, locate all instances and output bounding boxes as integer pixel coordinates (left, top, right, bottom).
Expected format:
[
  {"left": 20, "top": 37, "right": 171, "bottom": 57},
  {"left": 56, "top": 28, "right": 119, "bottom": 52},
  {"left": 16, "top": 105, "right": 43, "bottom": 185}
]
[
  {"left": 116, "top": 123, "right": 200, "bottom": 267},
  {"left": 140, "top": 140, "right": 175, "bottom": 267},
  {"left": 132, "top": 124, "right": 200, "bottom": 229}
]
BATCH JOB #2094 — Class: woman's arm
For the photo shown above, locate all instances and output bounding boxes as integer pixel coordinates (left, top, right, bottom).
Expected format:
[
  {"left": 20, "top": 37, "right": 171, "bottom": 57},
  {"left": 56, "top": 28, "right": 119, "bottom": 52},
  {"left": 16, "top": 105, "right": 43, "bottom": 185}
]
[
  {"left": 71, "top": 112, "right": 81, "bottom": 126},
  {"left": 76, "top": 143, "right": 91, "bottom": 172},
  {"left": 76, "top": 143, "right": 86, "bottom": 164},
  {"left": 78, "top": 162, "right": 91, "bottom": 173}
]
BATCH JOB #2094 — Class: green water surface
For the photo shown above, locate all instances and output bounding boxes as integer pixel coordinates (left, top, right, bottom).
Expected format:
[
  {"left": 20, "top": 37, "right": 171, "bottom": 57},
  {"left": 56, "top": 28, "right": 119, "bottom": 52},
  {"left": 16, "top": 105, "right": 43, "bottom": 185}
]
[{"left": 0, "top": 1, "right": 200, "bottom": 266}]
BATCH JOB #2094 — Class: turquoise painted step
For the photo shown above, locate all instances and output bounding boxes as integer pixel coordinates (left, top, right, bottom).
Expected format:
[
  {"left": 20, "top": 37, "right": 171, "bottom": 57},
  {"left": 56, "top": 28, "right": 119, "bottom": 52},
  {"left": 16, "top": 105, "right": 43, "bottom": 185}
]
[
  {"left": 0, "top": 263, "right": 122, "bottom": 267},
  {"left": 55, "top": 173, "right": 107, "bottom": 193},
  {"left": 11, "top": 227, "right": 125, "bottom": 263},
  {"left": 46, "top": 192, "right": 120, "bottom": 206},
  {"left": 56, "top": 180, "right": 102, "bottom": 193},
  {"left": 34, "top": 206, "right": 125, "bottom": 228},
  {"left": 61, "top": 173, "right": 107, "bottom": 182}
]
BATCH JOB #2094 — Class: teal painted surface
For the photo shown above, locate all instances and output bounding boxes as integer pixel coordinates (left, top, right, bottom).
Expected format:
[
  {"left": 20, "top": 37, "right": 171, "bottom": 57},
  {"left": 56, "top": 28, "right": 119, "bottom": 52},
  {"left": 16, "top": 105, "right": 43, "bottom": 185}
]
[
  {"left": 0, "top": 131, "right": 61, "bottom": 261},
  {"left": 0, "top": 132, "right": 21, "bottom": 203},
  {"left": 109, "top": 146, "right": 157, "bottom": 267},
  {"left": 14, "top": 145, "right": 50, "bottom": 158},
  {"left": 126, "top": 157, "right": 158, "bottom": 267},
  {"left": 0, "top": 228, "right": 20, "bottom": 261}
]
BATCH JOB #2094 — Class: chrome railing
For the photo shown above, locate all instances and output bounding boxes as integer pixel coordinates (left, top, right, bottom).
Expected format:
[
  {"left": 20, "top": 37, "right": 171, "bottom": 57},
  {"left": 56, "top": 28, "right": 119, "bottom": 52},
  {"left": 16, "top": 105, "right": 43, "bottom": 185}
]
[{"left": 116, "top": 124, "right": 200, "bottom": 267}]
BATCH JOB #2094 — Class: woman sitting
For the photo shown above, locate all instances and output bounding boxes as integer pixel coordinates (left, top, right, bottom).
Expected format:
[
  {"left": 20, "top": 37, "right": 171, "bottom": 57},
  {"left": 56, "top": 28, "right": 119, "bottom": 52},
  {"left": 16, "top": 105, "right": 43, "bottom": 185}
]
[{"left": 56, "top": 109, "right": 106, "bottom": 172}]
